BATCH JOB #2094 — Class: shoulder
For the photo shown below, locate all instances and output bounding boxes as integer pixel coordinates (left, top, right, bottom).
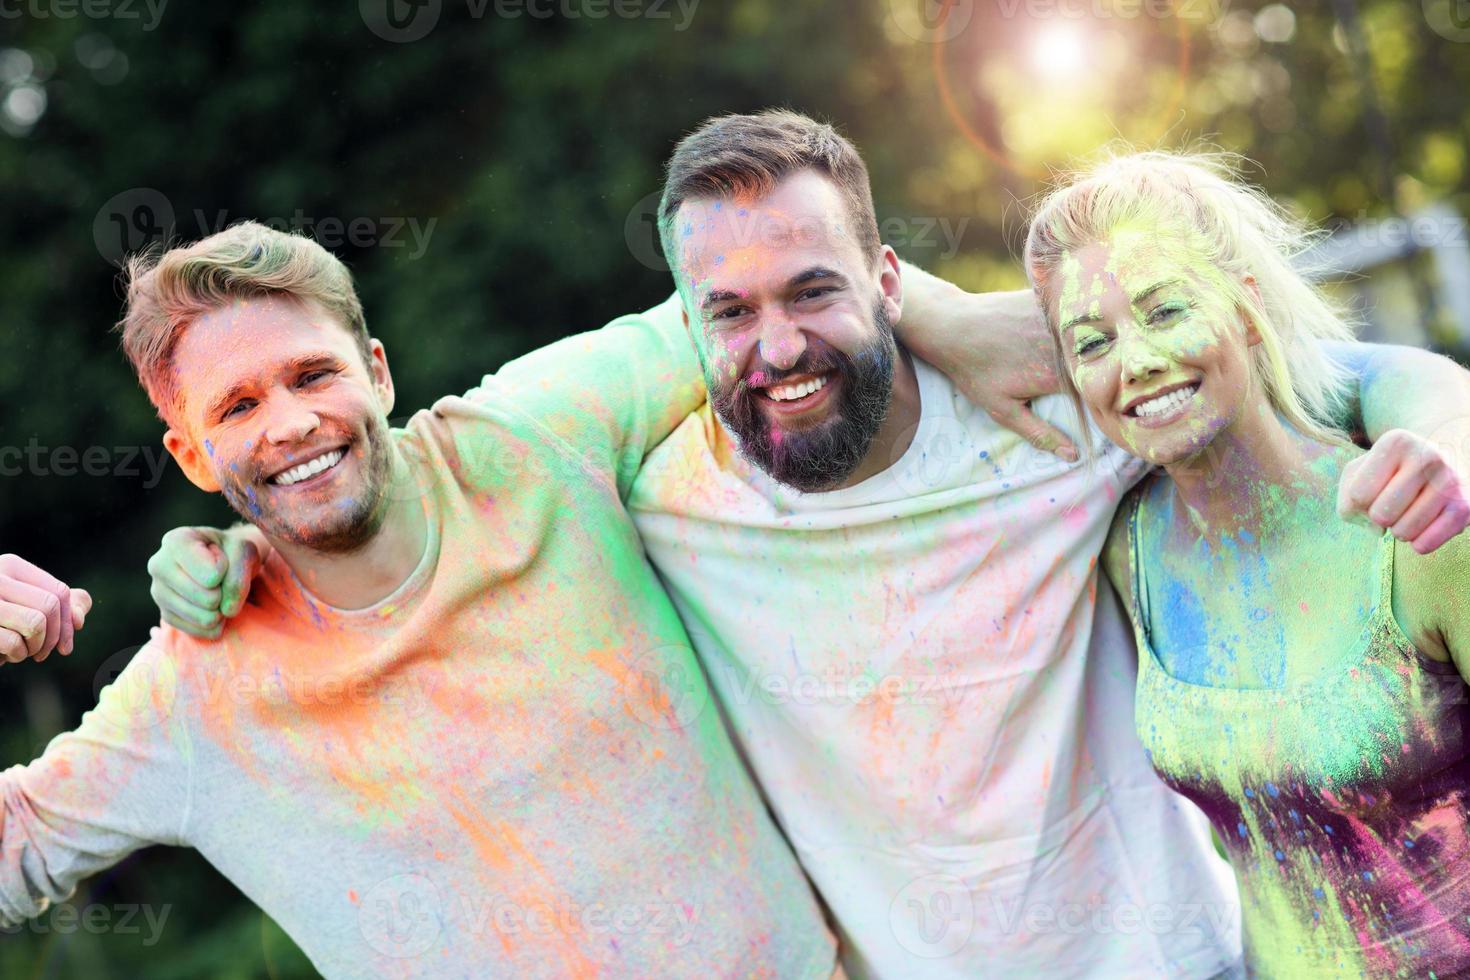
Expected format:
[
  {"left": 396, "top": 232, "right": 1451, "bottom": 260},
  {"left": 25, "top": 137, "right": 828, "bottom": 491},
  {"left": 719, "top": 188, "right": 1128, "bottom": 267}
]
[
  {"left": 84, "top": 629, "right": 187, "bottom": 736},
  {"left": 416, "top": 395, "right": 600, "bottom": 490}
]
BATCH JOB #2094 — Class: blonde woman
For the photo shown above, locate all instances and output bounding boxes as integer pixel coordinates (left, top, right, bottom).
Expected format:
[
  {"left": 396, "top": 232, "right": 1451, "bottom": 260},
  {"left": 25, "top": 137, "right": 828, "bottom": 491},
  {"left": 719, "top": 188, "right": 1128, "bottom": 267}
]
[{"left": 1025, "top": 151, "right": 1470, "bottom": 978}]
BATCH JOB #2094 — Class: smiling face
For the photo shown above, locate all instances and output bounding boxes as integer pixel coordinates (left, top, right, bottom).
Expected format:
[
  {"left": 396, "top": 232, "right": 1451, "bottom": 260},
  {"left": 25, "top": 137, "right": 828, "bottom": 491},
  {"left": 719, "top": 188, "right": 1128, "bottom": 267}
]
[
  {"left": 1051, "top": 229, "right": 1261, "bottom": 466},
  {"left": 163, "top": 295, "right": 398, "bottom": 553},
  {"left": 672, "top": 169, "right": 903, "bottom": 491}
]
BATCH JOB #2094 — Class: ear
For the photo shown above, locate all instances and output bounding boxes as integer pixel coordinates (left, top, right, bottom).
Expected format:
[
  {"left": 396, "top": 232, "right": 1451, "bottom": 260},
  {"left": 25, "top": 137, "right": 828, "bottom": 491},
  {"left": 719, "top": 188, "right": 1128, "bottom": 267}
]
[
  {"left": 1240, "top": 274, "right": 1264, "bottom": 347},
  {"left": 877, "top": 245, "right": 902, "bottom": 325},
  {"left": 163, "top": 428, "right": 220, "bottom": 493},
  {"left": 366, "top": 339, "right": 395, "bottom": 417}
]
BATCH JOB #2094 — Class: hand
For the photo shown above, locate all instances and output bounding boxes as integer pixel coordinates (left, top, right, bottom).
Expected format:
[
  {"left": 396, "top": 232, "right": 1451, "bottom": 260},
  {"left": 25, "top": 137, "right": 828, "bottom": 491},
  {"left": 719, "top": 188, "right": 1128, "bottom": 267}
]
[
  {"left": 894, "top": 272, "right": 1077, "bottom": 461},
  {"left": 146, "top": 526, "right": 266, "bottom": 638},
  {"left": 0, "top": 554, "right": 92, "bottom": 665},
  {"left": 1337, "top": 428, "right": 1470, "bottom": 554}
]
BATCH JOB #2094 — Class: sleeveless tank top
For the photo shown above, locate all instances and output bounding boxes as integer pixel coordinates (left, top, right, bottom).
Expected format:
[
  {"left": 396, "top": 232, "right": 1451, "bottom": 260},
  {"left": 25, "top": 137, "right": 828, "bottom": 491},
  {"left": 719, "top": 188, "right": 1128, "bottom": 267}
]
[{"left": 1125, "top": 482, "right": 1470, "bottom": 978}]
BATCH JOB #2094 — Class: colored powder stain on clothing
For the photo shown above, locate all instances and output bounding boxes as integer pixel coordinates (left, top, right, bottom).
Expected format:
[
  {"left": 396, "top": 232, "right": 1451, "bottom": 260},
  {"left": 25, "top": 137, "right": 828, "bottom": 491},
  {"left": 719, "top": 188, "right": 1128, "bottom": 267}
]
[
  {"left": 1129, "top": 502, "right": 1470, "bottom": 977},
  {"left": 1160, "top": 578, "right": 1211, "bottom": 684}
]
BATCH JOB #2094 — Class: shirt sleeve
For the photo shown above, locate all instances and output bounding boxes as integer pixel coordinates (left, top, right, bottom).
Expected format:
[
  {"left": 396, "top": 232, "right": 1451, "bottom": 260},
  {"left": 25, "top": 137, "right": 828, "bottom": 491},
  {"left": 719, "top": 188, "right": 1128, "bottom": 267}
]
[
  {"left": 0, "top": 635, "right": 192, "bottom": 925},
  {"left": 462, "top": 292, "right": 706, "bottom": 499}
]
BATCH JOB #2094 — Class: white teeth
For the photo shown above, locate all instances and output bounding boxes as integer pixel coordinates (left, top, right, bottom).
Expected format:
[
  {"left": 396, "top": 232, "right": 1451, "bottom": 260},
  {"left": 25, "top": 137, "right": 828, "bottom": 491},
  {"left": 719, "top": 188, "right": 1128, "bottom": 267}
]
[
  {"left": 767, "top": 375, "right": 828, "bottom": 402},
  {"left": 1133, "top": 385, "right": 1198, "bottom": 419},
  {"left": 271, "top": 449, "right": 345, "bottom": 486}
]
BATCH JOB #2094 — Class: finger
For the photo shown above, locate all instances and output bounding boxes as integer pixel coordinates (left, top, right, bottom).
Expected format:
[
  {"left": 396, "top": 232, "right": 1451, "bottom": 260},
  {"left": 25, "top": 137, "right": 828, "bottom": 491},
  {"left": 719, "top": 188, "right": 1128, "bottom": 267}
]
[
  {"left": 147, "top": 550, "right": 223, "bottom": 613},
  {"left": 0, "top": 630, "right": 27, "bottom": 664},
  {"left": 1339, "top": 442, "right": 1403, "bottom": 516},
  {"left": 1389, "top": 485, "right": 1449, "bottom": 543},
  {"left": 993, "top": 402, "right": 1079, "bottom": 463},
  {"left": 1410, "top": 501, "right": 1470, "bottom": 555},
  {"left": 1367, "top": 464, "right": 1427, "bottom": 530},
  {"left": 0, "top": 559, "right": 72, "bottom": 655},
  {"left": 0, "top": 576, "right": 61, "bottom": 657},
  {"left": 0, "top": 599, "right": 48, "bottom": 658},
  {"left": 150, "top": 580, "right": 225, "bottom": 636},
  {"left": 219, "top": 539, "right": 262, "bottom": 619},
  {"left": 155, "top": 530, "right": 227, "bottom": 592},
  {"left": 70, "top": 588, "right": 93, "bottom": 632}
]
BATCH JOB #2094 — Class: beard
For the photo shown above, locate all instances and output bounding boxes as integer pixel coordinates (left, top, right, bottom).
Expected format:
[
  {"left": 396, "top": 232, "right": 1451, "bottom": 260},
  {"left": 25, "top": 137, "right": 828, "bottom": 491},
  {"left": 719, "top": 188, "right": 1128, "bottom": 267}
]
[
  {"left": 219, "top": 413, "right": 395, "bottom": 554},
  {"left": 709, "top": 301, "right": 897, "bottom": 493}
]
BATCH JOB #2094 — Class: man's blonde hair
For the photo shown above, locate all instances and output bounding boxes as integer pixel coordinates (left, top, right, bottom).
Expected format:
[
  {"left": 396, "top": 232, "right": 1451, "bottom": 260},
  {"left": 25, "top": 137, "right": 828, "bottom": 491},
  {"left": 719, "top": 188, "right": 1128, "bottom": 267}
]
[
  {"left": 1024, "top": 149, "right": 1356, "bottom": 449},
  {"left": 116, "top": 221, "right": 370, "bottom": 426}
]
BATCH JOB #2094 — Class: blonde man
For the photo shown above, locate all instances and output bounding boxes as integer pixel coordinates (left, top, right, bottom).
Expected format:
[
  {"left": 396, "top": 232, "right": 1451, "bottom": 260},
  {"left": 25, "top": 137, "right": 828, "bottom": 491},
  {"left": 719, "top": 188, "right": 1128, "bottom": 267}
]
[{"left": 0, "top": 222, "right": 840, "bottom": 978}]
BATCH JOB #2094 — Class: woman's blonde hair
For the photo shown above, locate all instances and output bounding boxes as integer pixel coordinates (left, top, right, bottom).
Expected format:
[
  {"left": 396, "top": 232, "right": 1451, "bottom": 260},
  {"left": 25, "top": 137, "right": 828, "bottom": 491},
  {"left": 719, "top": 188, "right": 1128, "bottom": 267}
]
[
  {"left": 1023, "top": 148, "right": 1356, "bottom": 450},
  {"left": 116, "top": 221, "right": 369, "bottom": 426}
]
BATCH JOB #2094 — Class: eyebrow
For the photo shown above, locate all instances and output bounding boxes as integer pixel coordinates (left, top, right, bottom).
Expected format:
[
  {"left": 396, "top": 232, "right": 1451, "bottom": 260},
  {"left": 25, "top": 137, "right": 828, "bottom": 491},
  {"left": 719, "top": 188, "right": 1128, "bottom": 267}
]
[
  {"left": 789, "top": 266, "right": 845, "bottom": 289},
  {"left": 699, "top": 289, "right": 744, "bottom": 313},
  {"left": 205, "top": 379, "right": 257, "bottom": 422},
  {"left": 1059, "top": 279, "right": 1186, "bottom": 334}
]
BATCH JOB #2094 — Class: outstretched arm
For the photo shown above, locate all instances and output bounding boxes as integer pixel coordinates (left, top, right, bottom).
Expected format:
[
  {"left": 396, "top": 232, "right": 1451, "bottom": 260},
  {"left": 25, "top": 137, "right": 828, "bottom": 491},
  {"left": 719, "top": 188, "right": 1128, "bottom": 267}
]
[
  {"left": 0, "top": 558, "right": 190, "bottom": 924},
  {"left": 1329, "top": 342, "right": 1470, "bottom": 553}
]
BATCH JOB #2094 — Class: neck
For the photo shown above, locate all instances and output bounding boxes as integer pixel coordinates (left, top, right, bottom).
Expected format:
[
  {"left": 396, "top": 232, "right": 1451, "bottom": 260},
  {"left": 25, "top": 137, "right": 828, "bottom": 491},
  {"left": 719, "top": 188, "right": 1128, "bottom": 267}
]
[
  {"left": 1164, "top": 397, "right": 1338, "bottom": 542},
  {"left": 268, "top": 446, "right": 429, "bottom": 609},
  {"left": 834, "top": 343, "right": 921, "bottom": 489}
]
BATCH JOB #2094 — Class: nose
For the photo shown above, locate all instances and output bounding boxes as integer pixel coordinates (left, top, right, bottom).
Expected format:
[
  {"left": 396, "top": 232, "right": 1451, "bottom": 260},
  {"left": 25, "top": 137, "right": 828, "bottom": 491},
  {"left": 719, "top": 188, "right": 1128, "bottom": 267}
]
[
  {"left": 1117, "top": 328, "right": 1169, "bottom": 386},
  {"left": 756, "top": 312, "right": 807, "bottom": 372},
  {"left": 262, "top": 393, "right": 321, "bottom": 447}
]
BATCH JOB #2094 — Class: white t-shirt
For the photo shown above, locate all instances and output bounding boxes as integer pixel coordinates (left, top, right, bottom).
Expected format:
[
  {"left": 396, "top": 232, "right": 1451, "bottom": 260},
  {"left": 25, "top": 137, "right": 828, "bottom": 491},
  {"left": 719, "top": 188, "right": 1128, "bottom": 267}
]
[{"left": 625, "top": 354, "right": 1242, "bottom": 978}]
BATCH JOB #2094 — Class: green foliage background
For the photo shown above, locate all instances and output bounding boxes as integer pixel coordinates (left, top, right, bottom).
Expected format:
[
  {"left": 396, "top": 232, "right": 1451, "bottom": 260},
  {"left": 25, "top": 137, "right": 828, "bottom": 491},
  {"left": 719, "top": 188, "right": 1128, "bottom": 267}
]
[{"left": 0, "top": 1, "right": 1465, "bottom": 974}]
